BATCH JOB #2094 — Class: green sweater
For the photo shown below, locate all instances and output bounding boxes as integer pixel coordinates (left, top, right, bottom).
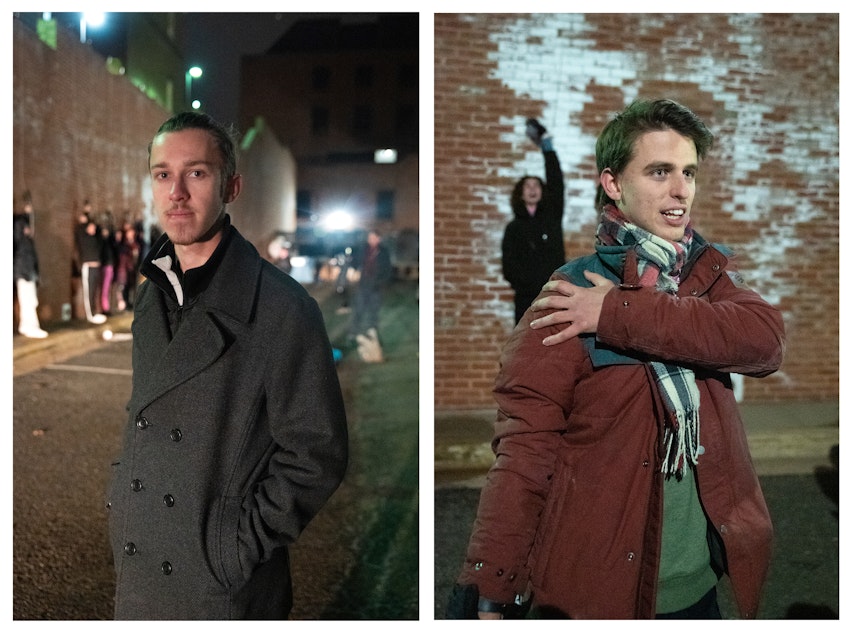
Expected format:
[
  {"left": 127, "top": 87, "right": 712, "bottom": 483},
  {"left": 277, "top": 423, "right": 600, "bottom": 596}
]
[{"left": 657, "top": 470, "right": 718, "bottom": 613}]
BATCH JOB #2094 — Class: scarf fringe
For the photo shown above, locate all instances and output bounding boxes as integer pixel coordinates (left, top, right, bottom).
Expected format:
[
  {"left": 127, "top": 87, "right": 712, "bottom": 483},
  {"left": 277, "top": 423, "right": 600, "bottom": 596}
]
[
  {"left": 597, "top": 205, "right": 702, "bottom": 480},
  {"left": 661, "top": 408, "right": 701, "bottom": 479}
]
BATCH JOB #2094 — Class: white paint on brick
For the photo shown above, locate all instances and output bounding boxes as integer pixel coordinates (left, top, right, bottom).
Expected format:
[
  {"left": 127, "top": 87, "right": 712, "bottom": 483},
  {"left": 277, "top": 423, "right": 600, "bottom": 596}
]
[{"left": 477, "top": 13, "right": 836, "bottom": 313}]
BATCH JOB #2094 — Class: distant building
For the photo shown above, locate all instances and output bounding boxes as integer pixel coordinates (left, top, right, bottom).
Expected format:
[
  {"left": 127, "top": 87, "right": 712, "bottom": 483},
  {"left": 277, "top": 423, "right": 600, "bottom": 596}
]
[
  {"left": 15, "top": 12, "right": 191, "bottom": 113},
  {"left": 239, "top": 14, "right": 419, "bottom": 266}
]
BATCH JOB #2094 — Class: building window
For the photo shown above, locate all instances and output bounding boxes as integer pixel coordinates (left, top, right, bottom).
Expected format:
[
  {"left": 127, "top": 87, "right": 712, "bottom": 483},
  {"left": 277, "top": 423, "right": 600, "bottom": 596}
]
[
  {"left": 311, "top": 106, "right": 329, "bottom": 136},
  {"left": 376, "top": 190, "right": 395, "bottom": 221},
  {"left": 312, "top": 66, "right": 330, "bottom": 91},
  {"left": 296, "top": 190, "right": 312, "bottom": 217},
  {"left": 352, "top": 105, "right": 372, "bottom": 134},
  {"left": 355, "top": 65, "right": 374, "bottom": 89}
]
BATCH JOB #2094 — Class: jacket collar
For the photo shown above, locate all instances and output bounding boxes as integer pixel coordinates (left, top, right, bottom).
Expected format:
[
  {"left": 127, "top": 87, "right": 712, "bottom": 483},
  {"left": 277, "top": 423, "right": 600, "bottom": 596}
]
[{"left": 141, "top": 215, "right": 260, "bottom": 324}]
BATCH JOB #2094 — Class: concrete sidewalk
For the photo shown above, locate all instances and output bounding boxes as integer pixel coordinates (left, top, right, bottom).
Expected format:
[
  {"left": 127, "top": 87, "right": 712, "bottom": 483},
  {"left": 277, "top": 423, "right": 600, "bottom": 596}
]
[
  {"left": 435, "top": 400, "right": 839, "bottom": 486},
  {"left": 12, "top": 312, "right": 136, "bottom": 378}
]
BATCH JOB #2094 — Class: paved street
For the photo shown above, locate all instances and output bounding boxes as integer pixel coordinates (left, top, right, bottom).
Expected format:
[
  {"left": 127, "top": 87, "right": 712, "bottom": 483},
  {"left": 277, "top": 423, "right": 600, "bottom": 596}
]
[
  {"left": 12, "top": 279, "right": 419, "bottom": 620},
  {"left": 434, "top": 435, "right": 839, "bottom": 620}
]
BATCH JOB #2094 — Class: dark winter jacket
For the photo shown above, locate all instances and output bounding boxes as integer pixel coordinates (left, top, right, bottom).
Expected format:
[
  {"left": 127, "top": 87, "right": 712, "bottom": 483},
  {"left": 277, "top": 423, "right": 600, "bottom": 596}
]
[
  {"left": 13, "top": 212, "right": 39, "bottom": 282},
  {"left": 107, "top": 218, "right": 348, "bottom": 619},
  {"left": 458, "top": 234, "right": 785, "bottom": 618},
  {"left": 354, "top": 242, "right": 392, "bottom": 290},
  {"left": 501, "top": 149, "right": 566, "bottom": 322}
]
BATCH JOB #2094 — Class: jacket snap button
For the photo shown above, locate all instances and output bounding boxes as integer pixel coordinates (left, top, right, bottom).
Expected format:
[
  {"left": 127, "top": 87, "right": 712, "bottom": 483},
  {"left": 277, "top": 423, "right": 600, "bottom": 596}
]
[
  {"left": 124, "top": 542, "right": 137, "bottom": 556},
  {"left": 690, "top": 289, "right": 698, "bottom": 296},
  {"left": 622, "top": 301, "right": 630, "bottom": 307},
  {"left": 712, "top": 264, "right": 720, "bottom": 271},
  {"left": 642, "top": 460, "right": 649, "bottom": 468},
  {"left": 161, "top": 561, "right": 172, "bottom": 575},
  {"left": 626, "top": 552, "right": 636, "bottom": 561}
]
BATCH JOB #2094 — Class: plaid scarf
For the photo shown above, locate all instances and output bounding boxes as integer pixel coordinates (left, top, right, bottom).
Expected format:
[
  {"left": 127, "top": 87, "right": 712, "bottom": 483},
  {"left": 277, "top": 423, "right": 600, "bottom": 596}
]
[{"left": 596, "top": 205, "right": 700, "bottom": 479}]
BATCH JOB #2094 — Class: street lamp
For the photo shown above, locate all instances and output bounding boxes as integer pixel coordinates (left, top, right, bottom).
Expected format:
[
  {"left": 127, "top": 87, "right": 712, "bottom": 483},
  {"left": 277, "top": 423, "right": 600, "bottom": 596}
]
[
  {"left": 185, "top": 66, "right": 203, "bottom": 110},
  {"left": 80, "top": 12, "right": 105, "bottom": 43}
]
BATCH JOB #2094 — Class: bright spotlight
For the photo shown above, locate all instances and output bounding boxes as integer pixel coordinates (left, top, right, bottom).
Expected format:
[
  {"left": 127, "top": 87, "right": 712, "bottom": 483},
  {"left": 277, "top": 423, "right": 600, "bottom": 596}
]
[
  {"left": 323, "top": 209, "right": 354, "bottom": 232},
  {"left": 374, "top": 148, "right": 398, "bottom": 164}
]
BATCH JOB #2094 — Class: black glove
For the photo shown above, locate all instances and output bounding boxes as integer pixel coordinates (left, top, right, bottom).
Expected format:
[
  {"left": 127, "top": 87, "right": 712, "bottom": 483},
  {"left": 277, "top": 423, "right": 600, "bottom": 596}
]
[
  {"left": 445, "top": 583, "right": 532, "bottom": 619},
  {"left": 526, "top": 118, "right": 547, "bottom": 146},
  {"left": 445, "top": 583, "right": 479, "bottom": 619}
]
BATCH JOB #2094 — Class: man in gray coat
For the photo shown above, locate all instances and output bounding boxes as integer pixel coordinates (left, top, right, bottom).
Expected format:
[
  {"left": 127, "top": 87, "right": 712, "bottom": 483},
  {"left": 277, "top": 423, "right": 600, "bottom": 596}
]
[{"left": 107, "top": 112, "right": 348, "bottom": 619}]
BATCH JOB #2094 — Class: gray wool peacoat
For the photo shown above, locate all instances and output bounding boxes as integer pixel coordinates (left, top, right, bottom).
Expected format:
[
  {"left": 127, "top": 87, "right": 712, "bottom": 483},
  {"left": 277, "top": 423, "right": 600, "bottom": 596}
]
[{"left": 107, "top": 223, "right": 348, "bottom": 619}]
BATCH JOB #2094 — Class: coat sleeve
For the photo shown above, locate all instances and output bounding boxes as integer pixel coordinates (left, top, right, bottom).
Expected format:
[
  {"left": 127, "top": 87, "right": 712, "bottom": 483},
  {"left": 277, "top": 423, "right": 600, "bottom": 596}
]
[
  {"left": 236, "top": 293, "right": 348, "bottom": 575},
  {"left": 597, "top": 264, "right": 785, "bottom": 377},
  {"left": 457, "top": 308, "right": 581, "bottom": 603},
  {"left": 542, "top": 149, "right": 565, "bottom": 226},
  {"left": 501, "top": 222, "right": 522, "bottom": 288}
]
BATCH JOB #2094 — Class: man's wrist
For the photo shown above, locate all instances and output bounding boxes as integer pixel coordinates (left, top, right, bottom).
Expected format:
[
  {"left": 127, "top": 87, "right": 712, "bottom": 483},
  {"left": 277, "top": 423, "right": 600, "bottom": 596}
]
[{"left": 477, "top": 596, "right": 507, "bottom": 613}]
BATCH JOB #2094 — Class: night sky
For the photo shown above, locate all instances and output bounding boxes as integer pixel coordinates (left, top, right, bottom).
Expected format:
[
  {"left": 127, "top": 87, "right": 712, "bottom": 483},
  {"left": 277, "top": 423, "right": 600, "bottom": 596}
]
[{"left": 182, "top": 13, "right": 385, "bottom": 124}]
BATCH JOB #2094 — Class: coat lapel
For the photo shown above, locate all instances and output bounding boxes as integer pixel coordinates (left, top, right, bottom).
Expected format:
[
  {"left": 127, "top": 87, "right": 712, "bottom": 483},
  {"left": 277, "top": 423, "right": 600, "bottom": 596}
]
[
  {"left": 130, "top": 288, "right": 230, "bottom": 411},
  {"left": 129, "top": 227, "right": 262, "bottom": 411}
]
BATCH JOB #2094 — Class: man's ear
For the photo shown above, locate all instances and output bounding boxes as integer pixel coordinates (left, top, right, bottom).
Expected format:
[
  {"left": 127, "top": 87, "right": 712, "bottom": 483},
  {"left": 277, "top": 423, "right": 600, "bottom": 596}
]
[
  {"left": 224, "top": 174, "right": 242, "bottom": 204},
  {"left": 599, "top": 168, "right": 621, "bottom": 202}
]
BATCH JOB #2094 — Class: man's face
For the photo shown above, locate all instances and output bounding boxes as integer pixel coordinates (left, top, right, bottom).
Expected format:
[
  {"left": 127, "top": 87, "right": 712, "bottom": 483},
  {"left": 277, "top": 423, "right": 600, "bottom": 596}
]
[
  {"left": 601, "top": 129, "right": 698, "bottom": 242},
  {"left": 149, "top": 128, "right": 238, "bottom": 246}
]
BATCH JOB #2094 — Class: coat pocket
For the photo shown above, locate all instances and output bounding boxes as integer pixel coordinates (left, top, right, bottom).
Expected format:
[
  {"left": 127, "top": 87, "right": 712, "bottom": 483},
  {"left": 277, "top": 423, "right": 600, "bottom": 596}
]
[{"left": 205, "top": 495, "right": 248, "bottom": 592}]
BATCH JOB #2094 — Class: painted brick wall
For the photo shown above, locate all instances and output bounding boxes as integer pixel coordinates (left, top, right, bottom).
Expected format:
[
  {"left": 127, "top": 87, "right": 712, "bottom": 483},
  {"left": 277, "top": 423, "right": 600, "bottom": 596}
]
[
  {"left": 434, "top": 13, "right": 838, "bottom": 409},
  {"left": 13, "top": 19, "right": 169, "bottom": 324}
]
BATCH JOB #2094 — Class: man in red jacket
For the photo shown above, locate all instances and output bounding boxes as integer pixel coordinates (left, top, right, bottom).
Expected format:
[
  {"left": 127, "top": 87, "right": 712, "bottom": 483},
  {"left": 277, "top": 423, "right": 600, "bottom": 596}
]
[{"left": 447, "top": 99, "right": 785, "bottom": 619}]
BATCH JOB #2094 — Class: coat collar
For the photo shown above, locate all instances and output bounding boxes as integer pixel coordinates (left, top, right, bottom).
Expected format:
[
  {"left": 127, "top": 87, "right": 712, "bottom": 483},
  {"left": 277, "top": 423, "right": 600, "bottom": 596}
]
[
  {"left": 130, "top": 219, "right": 263, "bottom": 411},
  {"left": 556, "top": 231, "right": 731, "bottom": 369},
  {"left": 141, "top": 215, "right": 260, "bottom": 325}
]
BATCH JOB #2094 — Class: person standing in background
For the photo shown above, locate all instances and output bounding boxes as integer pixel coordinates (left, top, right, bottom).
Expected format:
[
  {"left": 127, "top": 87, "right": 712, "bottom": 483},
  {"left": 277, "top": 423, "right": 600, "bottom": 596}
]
[
  {"left": 348, "top": 228, "right": 392, "bottom": 361},
  {"left": 501, "top": 118, "right": 566, "bottom": 325},
  {"left": 13, "top": 194, "right": 48, "bottom": 338},
  {"left": 99, "top": 215, "right": 119, "bottom": 315},
  {"left": 74, "top": 205, "right": 107, "bottom": 324}
]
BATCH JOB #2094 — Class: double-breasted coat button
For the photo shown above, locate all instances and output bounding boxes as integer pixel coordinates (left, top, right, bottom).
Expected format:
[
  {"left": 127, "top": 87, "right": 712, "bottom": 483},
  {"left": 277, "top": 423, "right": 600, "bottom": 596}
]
[
  {"left": 170, "top": 429, "right": 182, "bottom": 442},
  {"left": 161, "top": 561, "right": 172, "bottom": 575},
  {"left": 163, "top": 494, "right": 175, "bottom": 507},
  {"left": 135, "top": 416, "right": 149, "bottom": 430},
  {"left": 124, "top": 542, "right": 137, "bottom": 556},
  {"left": 130, "top": 479, "right": 143, "bottom": 492}
]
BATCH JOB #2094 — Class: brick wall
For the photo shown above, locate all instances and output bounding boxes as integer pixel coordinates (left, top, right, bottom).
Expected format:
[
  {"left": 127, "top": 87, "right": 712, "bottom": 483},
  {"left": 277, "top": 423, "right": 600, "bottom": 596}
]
[
  {"left": 434, "top": 13, "right": 839, "bottom": 408},
  {"left": 13, "top": 19, "right": 169, "bottom": 324}
]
